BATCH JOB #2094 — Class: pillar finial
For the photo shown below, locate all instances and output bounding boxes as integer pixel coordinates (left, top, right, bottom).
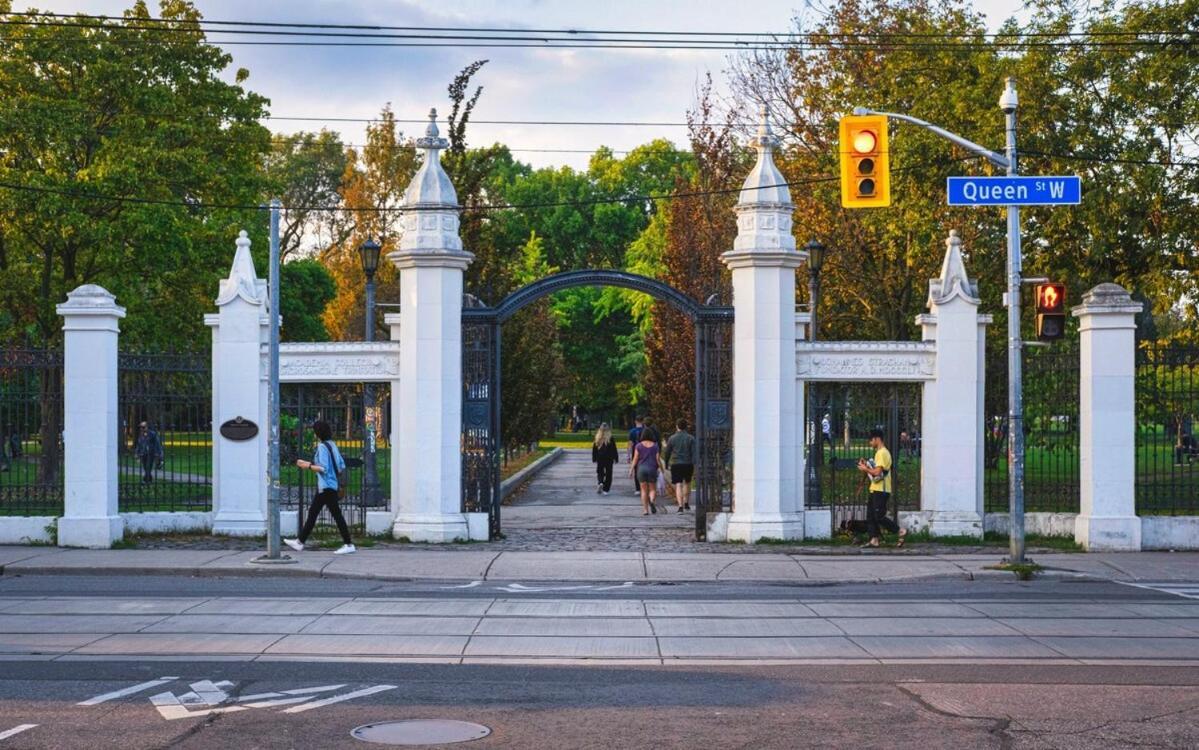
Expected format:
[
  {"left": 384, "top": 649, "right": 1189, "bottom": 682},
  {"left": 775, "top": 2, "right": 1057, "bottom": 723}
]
[
  {"left": 737, "top": 105, "right": 790, "bottom": 207},
  {"left": 929, "top": 229, "right": 979, "bottom": 306}
]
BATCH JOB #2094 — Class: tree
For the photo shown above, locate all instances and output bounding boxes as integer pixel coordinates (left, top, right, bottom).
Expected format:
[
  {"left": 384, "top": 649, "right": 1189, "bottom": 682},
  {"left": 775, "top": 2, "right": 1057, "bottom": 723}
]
[
  {"left": 279, "top": 259, "right": 336, "bottom": 342},
  {"left": 0, "top": 1, "right": 271, "bottom": 349},
  {"left": 644, "top": 78, "right": 743, "bottom": 425},
  {"left": 265, "top": 131, "right": 348, "bottom": 260}
]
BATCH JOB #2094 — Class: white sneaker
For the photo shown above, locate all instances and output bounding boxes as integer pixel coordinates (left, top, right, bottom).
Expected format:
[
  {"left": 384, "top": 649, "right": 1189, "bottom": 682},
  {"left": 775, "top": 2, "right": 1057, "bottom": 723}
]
[
  {"left": 602, "top": 490, "right": 609, "bottom": 495},
  {"left": 334, "top": 544, "right": 356, "bottom": 555},
  {"left": 283, "top": 538, "right": 303, "bottom": 552}
]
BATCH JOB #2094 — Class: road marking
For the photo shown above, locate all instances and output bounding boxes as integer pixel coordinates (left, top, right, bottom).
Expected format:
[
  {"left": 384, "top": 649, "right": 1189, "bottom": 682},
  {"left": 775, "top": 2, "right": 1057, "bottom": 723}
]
[
  {"left": 281, "top": 684, "right": 397, "bottom": 714},
  {"left": 0, "top": 725, "right": 37, "bottom": 741},
  {"left": 79, "top": 677, "right": 181, "bottom": 706},
  {"left": 498, "top": 583, "right": 605, "bottom": 593},
  {"left": 1118, "top": 582, "right": 1199, "bottom": 600},
  {"left": 443, "top": 580, "right": 483, "bottom": 589}
]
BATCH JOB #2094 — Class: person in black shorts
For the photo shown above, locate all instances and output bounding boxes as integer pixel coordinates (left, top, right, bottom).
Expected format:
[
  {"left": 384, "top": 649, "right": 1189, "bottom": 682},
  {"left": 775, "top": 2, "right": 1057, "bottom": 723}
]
[{"left": 663, "top": 419, "right": 696, "bottom": 512}]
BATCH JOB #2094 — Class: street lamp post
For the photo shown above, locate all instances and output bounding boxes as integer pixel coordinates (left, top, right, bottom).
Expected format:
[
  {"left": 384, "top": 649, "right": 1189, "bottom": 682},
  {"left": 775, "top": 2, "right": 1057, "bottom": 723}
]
[
  {"left": 359, "top": 238, "right": 382, "bottom": 507},
  {"left": 805, "top": 240, "right": 826, "bottom": 508}
]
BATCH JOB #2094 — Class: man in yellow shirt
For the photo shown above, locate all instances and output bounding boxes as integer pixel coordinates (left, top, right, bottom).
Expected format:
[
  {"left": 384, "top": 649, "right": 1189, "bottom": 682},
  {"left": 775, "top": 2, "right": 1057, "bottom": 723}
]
[{"left": 857, "top": 428, "right": 907, "bottom": 548}]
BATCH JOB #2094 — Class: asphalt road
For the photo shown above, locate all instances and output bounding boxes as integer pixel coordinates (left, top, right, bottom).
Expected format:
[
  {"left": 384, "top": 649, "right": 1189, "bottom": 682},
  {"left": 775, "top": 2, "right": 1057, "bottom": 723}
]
[{"left": 0, "top": 575, "right": 1196, "bottom": 749}]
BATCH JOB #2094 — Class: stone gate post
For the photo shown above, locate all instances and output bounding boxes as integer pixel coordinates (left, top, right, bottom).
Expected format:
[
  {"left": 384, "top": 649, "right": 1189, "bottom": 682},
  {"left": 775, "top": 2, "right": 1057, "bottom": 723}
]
[
  {"left": 56, "top": 285, "right": 126, "bottom": 548},
  {"left": 205, "top": 230, "right": 270, "bottom": 536},
  {"left": 391, "top": 110, "right": 473, "bottom": 542},
  {"left": 1073, "top": 283, "right": 1143, "bottom": 551},
  {"left": 916, "top": 230, "right": 987, "bottom": 537},
  {"left": 721, "top": 109, "right": 806, "bottom": 542}
]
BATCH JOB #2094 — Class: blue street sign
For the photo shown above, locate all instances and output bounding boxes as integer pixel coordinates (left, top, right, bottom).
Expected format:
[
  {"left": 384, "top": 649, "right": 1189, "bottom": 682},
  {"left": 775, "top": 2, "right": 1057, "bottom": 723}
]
[{"left": 947, "top": 176, "right": 1081, "bottom": 206}]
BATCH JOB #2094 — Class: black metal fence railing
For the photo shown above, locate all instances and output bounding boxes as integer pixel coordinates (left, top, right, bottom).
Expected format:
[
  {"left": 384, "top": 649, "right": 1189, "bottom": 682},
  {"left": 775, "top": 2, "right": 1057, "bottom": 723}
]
[
  {"left": 118, "top": 351, "right": 212, "bottom": 513},
  {"left": 0, "top": 348, "right": 64, "bottom": 516},
  {"left": 1136, "top": 344, "right": 1199, "bottom": 515},
  {"left": 281, "top": 383, "right": 390, "bottom": 533},
  {"left": 984, "top": 343, "right": 1080, "bottom": 513},
  {"left": 805, "top": 382, "right": 922, "bottom": 528}
]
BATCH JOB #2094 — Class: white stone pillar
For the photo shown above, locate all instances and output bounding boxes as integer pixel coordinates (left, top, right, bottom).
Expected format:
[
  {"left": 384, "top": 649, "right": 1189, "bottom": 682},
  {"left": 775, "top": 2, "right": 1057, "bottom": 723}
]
[
  {"left": 56, "top": 285, "right": 125, "bottom": 548},
  {"left": 721, "top": 108, "right": 806, "bottom": 542},
  {"left": 917, "top": 231, "right": 986, "bottom": 537},
  {"left": 391, "top": 110, "right": 473, "bottom": 542},
  {"left": 206, "top": 230, "right": 270, "bottom": 536},
  {"left": 1073, "top": 283, "right": 1143, "bottom": 551}
]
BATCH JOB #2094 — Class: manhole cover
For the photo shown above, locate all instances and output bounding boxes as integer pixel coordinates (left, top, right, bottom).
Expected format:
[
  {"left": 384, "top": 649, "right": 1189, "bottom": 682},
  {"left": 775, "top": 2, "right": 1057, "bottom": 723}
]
[{"left": 351, "top": 720, "right": 491, "bottom": 746}]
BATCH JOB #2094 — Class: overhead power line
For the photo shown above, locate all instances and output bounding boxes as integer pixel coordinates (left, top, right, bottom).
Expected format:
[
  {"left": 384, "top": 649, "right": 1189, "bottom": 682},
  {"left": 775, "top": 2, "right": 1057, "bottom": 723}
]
[
  {"left": 0, "top": 15, "right": 1191, "bottom": 50},
  {"left": 6, "top": 11, "right": 1194, "bottom": 40}
]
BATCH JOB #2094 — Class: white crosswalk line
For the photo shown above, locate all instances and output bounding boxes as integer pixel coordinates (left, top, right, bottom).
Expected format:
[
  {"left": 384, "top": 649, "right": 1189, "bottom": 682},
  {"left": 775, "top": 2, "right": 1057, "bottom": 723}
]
[
  {"left": 78, "top": 677, "right": 180, "bottom": 706},
  {"left": 281, "top": 684, "right": 397, "bottom": 714},
  {"left": 1118, "top": 581, "right": 1199, "bottom": 600},
  {"left": 0, "top": 724, "right": 37, "bottom": 741}
]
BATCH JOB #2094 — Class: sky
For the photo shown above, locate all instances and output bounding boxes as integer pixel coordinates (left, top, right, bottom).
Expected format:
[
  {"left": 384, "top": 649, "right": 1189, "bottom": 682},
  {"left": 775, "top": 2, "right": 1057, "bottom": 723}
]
[{"left": 35, "top": 0, "right": 1030, "bottom": 170}]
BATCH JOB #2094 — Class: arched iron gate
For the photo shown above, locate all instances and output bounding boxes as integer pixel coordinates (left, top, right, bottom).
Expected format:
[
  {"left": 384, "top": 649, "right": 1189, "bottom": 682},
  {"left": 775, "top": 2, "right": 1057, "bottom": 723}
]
[{"left": 461, "top": 270, "right": 734, "bottom": 540}]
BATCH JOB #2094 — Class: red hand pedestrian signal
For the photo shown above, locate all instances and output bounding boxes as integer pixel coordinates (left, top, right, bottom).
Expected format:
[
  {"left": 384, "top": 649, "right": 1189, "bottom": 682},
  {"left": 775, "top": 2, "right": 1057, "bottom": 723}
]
[{"left": 1034, "top": 282, "right": 1067, "bottom": 342}]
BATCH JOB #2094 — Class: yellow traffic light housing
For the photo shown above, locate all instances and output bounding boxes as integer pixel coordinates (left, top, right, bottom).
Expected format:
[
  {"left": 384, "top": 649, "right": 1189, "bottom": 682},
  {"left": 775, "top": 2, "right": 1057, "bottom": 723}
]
[
  {"left": 839, "top": 115, "right": 891, "bottom": 208},
  {"left": 1034, "top": 282, "right": 1067, "bottom": 342}
]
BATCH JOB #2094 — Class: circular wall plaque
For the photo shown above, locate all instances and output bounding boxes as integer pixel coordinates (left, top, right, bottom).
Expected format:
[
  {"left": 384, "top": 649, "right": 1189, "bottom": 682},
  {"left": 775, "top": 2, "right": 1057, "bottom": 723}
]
[{"left": 219, "top": 417, "right": 259, "bottom": 441}]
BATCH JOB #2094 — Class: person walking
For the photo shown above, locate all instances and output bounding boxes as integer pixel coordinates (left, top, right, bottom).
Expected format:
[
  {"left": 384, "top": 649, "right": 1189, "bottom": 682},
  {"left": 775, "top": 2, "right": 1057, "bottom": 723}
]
[
  {"left": 592, "top": 423, "right": 619, "bottom": 494},
  {"left": 627, "top": 416, "right": 645, "bottom": 495},
  {"left": 284, "top": 419, "right": 356, "bottom": 555},
  {"left": 629, "top": 428, "right": 665, "bottom": 516},
  {"left": 663, "top": 419, "right": 696, "bottom": 512},
  {"left": 857, "top": 428, "right": 906, "bottom": 548},
  {"left": 135, "top": 422, "right": 163, "bottom": 484}
]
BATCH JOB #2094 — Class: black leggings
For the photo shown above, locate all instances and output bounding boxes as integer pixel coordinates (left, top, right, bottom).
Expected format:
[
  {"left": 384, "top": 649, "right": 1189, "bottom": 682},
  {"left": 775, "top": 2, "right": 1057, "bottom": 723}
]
[
  {"left": 596, "top": 460, "right": 614, "bottom": 492},
  {"left": 299, "top": 488, "right": 352, "bottom": 545},
  {"left": 866, "top": 490, "right": 899, "bottom": 539}
]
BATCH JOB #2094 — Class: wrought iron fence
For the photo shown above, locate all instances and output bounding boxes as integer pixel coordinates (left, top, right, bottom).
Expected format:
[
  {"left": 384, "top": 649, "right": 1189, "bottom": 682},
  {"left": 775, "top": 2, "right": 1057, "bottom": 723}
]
[
  {"left": 805, "top": 382, "right": 922, "bottom": 528},
  {"left": 1136, "top": 344, "right": 1199, "bottom": 515},
  {"left": 0, "top": 348, "right": 64, "bottom": 516},
  {"left": 118, "top": 351, "right": 212, "bottom": 513},
  {"left": 281, "top": 383, "right": 390, "bottom": 533},
  {"left": 984, "top": 343, "right": 1080, "bottom": 513}
]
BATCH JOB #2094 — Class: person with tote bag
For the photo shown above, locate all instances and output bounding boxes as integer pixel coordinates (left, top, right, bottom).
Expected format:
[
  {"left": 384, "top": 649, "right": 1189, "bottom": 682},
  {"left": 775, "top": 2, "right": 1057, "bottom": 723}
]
[{"left": 284, "top": 419, "right": 356, "bottom": 555}]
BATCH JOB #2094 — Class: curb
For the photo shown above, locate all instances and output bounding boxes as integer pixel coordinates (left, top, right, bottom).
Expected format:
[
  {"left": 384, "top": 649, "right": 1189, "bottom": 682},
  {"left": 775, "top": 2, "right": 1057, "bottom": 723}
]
[{"left": 500, "top": 447, "right": 564, "bottom": 499}]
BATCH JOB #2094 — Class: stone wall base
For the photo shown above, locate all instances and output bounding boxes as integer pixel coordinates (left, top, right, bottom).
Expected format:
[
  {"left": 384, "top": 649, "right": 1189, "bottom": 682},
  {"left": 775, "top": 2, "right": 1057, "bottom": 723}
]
[
  {"left": 58, "top": 515, "right": 124, "bottom": 548},
  {"left": 393, "top": 513, "right": 469, "bottom": 543},
  {"left": 726, "top": 512, "right": 804, "bottom": 543}
]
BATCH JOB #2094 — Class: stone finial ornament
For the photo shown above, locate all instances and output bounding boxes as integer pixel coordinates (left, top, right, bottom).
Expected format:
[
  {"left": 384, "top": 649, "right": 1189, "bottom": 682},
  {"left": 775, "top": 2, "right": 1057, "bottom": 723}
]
[
  {"left": 398, "top": 108, "right": 465, "bottom": 255},
  {"left": 928, "top": 230, "right": 980, "bottom": 306},
  {"left": 729, "top": 105, "right": 797, "bottom": 255},
  {"left": 215, "top": 230, "right": 266, "bottom": 307}
]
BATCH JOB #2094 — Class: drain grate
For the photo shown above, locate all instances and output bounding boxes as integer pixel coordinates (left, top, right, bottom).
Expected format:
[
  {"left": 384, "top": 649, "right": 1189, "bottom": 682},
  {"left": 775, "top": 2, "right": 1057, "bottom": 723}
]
[{"left": 351, "top": 720, "right": 491, "bottom": 746}]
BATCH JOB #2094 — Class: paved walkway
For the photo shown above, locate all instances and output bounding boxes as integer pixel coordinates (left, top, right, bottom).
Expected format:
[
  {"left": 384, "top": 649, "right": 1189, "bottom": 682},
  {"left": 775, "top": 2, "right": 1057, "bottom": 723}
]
[
  {"left": 502, "top": 448, "right": 693, "bottom": 538},
  {"left": 3, "top": 546, "right": 1199, "bottom": 584},
  {"left": 1, "top": 590, "right": 1197, "bottom": 665}
]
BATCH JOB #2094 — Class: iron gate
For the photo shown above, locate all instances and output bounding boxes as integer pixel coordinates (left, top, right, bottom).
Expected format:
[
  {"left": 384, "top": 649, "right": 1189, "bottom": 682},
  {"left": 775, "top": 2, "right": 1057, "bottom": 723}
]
[
  {"left": 280, "top": 383, "right": 390, "bottom": 533},
  {"left": 805, "top": 382, "right": 922, "bottom": 533},
  {"left": 461, "top": 270, "right": 733, "bottom": 540}
]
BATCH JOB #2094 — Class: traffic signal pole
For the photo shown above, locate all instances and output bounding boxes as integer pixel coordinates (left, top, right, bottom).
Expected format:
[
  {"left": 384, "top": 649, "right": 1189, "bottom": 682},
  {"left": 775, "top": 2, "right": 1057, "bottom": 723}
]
[{"left": 854, "top": 78, "right": 1028, "bottom": 563}]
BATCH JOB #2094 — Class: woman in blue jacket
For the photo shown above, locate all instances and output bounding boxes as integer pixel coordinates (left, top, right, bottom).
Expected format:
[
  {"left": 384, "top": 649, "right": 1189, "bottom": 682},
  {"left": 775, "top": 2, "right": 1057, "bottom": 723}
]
[{"left": 284, "top": 419, "right": 355, "bottom": 555}]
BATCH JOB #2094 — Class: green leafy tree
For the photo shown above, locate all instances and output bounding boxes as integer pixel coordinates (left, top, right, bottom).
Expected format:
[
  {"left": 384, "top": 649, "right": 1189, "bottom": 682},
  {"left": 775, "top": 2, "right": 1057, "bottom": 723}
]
[
  {"left": 265, "top": 130, "right": 348, "bottom": 261},
  {"left": 279, "top": 259, "right": 336, "bottom": 342},
  {"left": 0, "top": 1, "right": 271, "bottom": 349}
]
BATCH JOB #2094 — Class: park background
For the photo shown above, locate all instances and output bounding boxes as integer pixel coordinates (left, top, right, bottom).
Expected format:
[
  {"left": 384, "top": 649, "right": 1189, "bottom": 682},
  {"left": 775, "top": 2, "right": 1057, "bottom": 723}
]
[{"left": 0, "top": 0, "right": 1195, "bottom": 524}]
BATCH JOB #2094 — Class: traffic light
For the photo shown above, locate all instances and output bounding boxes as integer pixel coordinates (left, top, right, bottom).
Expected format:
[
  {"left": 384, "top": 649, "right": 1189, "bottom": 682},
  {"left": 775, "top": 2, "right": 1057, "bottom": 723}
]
[
  {"left": 839, "top": 115, "right": 891, "bottom": 208},
  {"left": 1034, "top": 282, "right": 1067, "bottom": 341}
]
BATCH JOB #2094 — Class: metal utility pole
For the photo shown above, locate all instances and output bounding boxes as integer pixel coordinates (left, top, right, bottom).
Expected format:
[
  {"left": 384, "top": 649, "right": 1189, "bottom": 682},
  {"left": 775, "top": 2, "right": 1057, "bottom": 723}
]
[
  {"left": 266, "top": 199, "right": 284, "bottom": 559},
  {"left": 999, "top": 79, "right": 1026, "bottom": 564},
  {"left": 855, "top": 77, "right": 1028, "bottom": 563}
]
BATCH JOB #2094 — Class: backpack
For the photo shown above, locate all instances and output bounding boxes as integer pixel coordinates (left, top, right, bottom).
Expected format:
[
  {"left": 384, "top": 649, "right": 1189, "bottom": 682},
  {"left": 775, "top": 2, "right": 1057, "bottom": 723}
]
[{"left": 321, "top": 441, "right": 347, "bottom": 486}]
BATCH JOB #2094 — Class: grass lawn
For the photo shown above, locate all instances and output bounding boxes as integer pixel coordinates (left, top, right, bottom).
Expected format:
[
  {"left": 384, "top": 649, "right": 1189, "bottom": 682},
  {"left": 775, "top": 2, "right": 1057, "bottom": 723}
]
[{"left": 499, "top": 447, "right": 552, "bottom": 481}]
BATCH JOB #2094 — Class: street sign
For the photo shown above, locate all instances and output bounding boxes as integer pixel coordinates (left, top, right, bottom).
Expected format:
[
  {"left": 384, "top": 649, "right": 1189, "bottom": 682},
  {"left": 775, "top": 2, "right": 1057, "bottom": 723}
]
[{"left": 947, "top": 175, "right": 1081, "bottom": 206}]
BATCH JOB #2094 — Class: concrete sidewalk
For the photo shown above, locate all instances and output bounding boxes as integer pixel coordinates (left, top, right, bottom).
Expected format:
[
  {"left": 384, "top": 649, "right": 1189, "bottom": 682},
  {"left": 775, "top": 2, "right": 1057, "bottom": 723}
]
[{"left": 2, "top": 546, "right": 1198, "bottom": 585}]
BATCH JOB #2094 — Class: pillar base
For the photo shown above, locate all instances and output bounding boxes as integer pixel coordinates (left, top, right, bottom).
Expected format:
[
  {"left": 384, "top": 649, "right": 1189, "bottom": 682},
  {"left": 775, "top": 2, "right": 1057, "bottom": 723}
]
[
  {"left": 927, "top": 511, "right": 984, "bottom": 539},
  {"left": 393, "top": 513, "right": 469, "bottom": 543},
  {"left": 58, "top": 515, "right": 124, "bottom": 549},
  {"left": 1075, "top": 515, "right": 1142, "bottom": 551},
  {"left": 726, "top": 512, "right": 804, "bottom": 543},
  {"left": 803, "top": 508, "right": 832, "bottom": 540},
  {"left": 212, "top": 512, "right": 267, "bottom": 537},
  {"left": 366, "top": 511, "right": 396, "bottom": 537}
]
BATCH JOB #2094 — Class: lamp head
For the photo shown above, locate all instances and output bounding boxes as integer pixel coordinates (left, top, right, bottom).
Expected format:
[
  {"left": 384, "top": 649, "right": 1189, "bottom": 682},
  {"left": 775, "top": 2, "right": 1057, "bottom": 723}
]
[{"left": 358, "top": 237, "right": 382, "bottom": 279}]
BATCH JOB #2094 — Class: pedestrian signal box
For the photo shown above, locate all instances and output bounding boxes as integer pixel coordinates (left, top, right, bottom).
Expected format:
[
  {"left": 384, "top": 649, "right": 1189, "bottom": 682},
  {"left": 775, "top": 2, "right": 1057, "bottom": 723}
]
[
  {"left": 1034, "top": 282, "right": 1067, "bottom": 342},
  {"left": 839, "top": 115, "right": 891, "bottom": 208}
]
